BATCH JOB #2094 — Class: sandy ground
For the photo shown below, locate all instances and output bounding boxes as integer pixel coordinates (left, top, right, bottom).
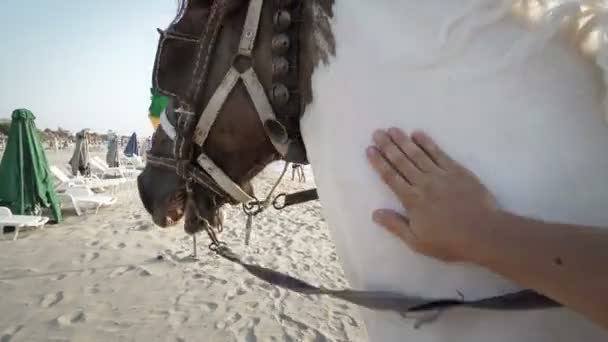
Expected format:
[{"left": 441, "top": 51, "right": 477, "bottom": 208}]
[{"left": 0, "top": 150, "right": 367, "bottom": 342}]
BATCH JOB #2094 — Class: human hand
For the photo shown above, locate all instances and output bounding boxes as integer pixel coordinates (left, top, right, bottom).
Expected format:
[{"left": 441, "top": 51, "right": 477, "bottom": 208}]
[{"left": 366, "top": 128, "right": 499, "bottom": 263}]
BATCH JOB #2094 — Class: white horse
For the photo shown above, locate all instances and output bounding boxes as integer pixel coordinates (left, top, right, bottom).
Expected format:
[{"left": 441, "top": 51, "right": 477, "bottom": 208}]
[{"left": 301, "top": 1, "right": 608, "bottom": 341}]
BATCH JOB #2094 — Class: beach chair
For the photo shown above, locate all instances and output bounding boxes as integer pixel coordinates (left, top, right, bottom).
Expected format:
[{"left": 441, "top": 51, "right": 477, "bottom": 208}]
[
  {"left": 50, "top": 165, "right": 124, "bottom": 192},
  {"left": 121, "top": 155, "right": 145, "bottom": 170},
  {"left": 90, "top": 157, "right": 140, "bottom": 179},
  {"left": 59, "top": 186, "right": 117, "bottom": 216},
  {"left": 0, "top": 207, "right": 49, "bottom": 240}
]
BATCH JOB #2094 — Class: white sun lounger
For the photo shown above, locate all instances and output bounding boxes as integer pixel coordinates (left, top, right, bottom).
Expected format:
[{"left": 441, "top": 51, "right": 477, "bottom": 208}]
[
  {"left": 0, "top": 207, "right": 49, "bottom": 240},
  {"left": 120, "top": 155, "right": 146, "bottom": 170},
  {"left": 90, "top": 157, "right": 140, "bottom": 179},
  {"left": 59, "top": 186, "right": 117, "bottom": 216},
  {"left": 50, "top": 165, "right": 125, "bottom": 193},
  {"left": 111, "top": 155, "right": 145, "bottom": 173}
]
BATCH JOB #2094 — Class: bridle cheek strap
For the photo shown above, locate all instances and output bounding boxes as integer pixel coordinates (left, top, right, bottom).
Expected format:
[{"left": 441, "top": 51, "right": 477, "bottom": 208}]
[{"left": 190, "top": 0, "right": 289, "bottom": 204}]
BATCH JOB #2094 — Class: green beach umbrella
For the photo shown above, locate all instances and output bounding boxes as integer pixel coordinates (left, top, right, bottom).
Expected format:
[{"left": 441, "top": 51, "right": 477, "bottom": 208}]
[{"left": 0, "top": 109, "right": 62, "bottom": 222}]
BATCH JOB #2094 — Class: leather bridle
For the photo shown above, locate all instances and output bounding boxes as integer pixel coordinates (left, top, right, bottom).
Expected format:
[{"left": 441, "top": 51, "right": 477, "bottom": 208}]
[{"left": 148, "top": 0, "right": 306, "bottom": 207}]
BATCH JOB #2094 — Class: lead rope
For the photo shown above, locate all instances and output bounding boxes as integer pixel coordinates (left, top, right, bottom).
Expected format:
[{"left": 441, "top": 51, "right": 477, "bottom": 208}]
[
  {"left": 211, "top": 244, "right": 560, "bottom": 328},
  {"left": 243, "top": 161, "right": 290, "bottom": 245}
]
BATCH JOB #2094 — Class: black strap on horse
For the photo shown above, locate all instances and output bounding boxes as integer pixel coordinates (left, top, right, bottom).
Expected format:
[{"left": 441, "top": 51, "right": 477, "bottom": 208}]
[
  {"left": 272, "top": 188, "right": 319, "bottom": 209},
  {"left": 211, "top": 244, "right": 560, "bottom": 326}
]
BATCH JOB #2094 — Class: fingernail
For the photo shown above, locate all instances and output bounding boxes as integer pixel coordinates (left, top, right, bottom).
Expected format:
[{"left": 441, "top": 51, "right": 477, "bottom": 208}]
[
  {"left": 411, "top": 131, "right": 428, "bottom": 143},
  {"left": 366, "top": 146, "right": 378, "bottom": 157},
  {"left": 387, "top": 127, "right": 402, "bottom": 136},
  {"left": 372, "top": 209, "right": 387, "bottom": 223},
  {"left": 372, "top": 129, "right": 387, "bottom": 142}
]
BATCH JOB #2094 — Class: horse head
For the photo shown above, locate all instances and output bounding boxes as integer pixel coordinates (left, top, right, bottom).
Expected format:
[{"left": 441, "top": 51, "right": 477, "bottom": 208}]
[{"left": 138, "top": 0, "right": 333, "bottom": 239}]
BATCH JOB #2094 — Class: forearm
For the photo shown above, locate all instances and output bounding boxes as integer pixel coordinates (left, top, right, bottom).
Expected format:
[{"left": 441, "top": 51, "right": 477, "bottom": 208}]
[{"left": 474, "top": 212, "right": 608, "bottom": 328}]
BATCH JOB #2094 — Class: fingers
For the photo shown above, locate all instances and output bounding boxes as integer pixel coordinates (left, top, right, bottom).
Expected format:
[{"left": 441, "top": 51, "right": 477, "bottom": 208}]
[
  {"left": 366, "top": 146, "right": 417, "bottom": 206},
  {"left": 386, "top": 128, "right": 439, "bottom": 173},
  {"left": 410, "top": 131, "right": 456, "bottom": 170},
  {"left": 372, "top": 209, "right": 415, "bottom": 245},
  {"left": 373, "top": 130, "right": 423, "bottom": 184}
]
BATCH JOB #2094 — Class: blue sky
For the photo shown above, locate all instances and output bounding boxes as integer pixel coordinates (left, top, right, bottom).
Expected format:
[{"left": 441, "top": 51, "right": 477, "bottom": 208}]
[{"left": 0, "top": 1, "right": 178, "bottom": 136}]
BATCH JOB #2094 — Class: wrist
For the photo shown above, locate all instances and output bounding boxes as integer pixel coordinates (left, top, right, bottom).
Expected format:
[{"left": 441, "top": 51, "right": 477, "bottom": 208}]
[{"left": 466, "top": 209, "right": 518, "bottom": 267}]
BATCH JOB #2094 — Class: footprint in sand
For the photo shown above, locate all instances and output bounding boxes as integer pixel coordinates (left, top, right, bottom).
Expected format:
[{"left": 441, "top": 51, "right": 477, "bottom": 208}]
[
  {"left": 115, "top": 242, "right": 126, "bottom": 249},
  {"left": 138, "top": 267, "right": 152, "bottom": 277},
  {"left": 271, "top": 288, "right": 281, "bottom": 299},
  {"left": 279, "top": 314, "right": 329, "bottom": 342},
  {"left": 135, "top": 220, "right": 154, "bottom": 231},
  {"left": 226, "top": 312, "right": 242, "bottom": 324},
  {"left": 207, "top": 275, "right": 228, "bottom": 285},
  {"left": 41, "top": 292, "right": 64, "bottom": 308},
  {"left": 332, "top": 311, "right": 358, "bottom": 328},
  {"left": 52, "top": 274, "right": 67, "bottom": 281},
  {"left": 109, "top": 266, "right": 150, "bottom": 278},
  {"left": 200, "top": 302, "right": 219, "bottom": 313},
  {"left": 74, "top": 252, "right": 100, "bottom": 264},
  {"left": 245, "top": 302, "right": 259, "bottom": 310},
  {"left": 168, "top": 311, "right": 188, "bottom": 328},
  {"left": 56, "top": 311, "right": 86, "bottom": 326},
  {"left": 86, "top": 240, "right": 100, "bottom": 247},
  {"left": 239, "top": 318, "right": 261, "bottom": 342},
  {"left": 79, "top": 268, "right": 96, "bottom": 277},
  {"left": 242, "top": 328, "right": 257, "bottom": 342},
  {"left": 224, "top": 287, "right": 247, "bottom": 301},
  {"left": 1, "top": 325, "right": 23, "bottom": 342},
  {"left": 84, "top": 285, "right": 100, "bottom": 295},
  {"left": 109, "top": 266, "right": 136, "bottom": 278}
]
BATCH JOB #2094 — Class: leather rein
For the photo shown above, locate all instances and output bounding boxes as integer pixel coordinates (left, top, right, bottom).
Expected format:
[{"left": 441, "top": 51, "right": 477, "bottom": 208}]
[{"left": 146, "top": 0, "right": 562, "bottom": 326}]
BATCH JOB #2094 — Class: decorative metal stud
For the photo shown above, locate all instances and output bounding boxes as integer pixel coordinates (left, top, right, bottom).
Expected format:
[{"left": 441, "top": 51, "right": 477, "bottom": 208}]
[
  {"left": 272, "top": 57, "right": 289, "bottom": 77},
  {"left": 272, "top": 34, "right": 290, "bottom": 55},
  {"left": 274, "top": 10, "right": 292, "bottom": 31},
  {"left": 271, "top": 84, "right": 290, "bottom": 106}
]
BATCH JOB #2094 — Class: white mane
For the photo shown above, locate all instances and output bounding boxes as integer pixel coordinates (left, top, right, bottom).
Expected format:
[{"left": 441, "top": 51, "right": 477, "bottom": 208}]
[{"left": 414, "top": 0, "right": 608, "bottom": 119}]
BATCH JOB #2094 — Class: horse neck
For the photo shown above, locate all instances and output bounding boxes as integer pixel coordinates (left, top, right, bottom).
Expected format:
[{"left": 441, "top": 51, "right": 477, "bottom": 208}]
[{"left": 332, "top": 0, "right": 499, "bottom": 62}]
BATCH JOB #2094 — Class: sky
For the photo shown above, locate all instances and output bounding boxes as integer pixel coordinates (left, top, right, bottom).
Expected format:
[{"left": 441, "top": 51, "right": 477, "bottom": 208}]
[{"left": 0, "top": 1, "right": 178, "bottom": 137}]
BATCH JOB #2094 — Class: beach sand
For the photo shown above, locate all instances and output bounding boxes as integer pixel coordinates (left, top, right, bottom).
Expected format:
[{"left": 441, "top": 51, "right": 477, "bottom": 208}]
[{"left": 0, "top": 150, "right": 367, "bottom": 342}]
